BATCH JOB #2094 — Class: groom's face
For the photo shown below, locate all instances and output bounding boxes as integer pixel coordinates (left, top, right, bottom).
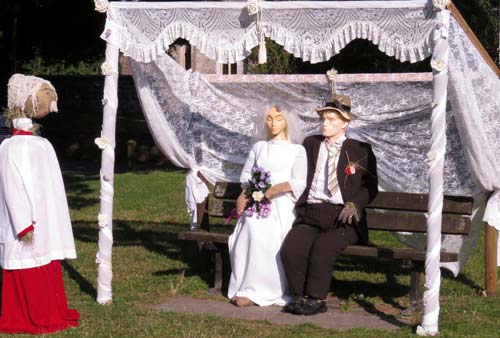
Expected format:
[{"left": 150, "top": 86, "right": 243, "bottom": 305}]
[{"left": 321, "top": 111, "right": 348, "bottom": 139}]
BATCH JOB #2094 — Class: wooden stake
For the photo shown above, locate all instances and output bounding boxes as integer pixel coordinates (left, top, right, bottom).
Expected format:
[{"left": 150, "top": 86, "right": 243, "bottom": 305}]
[
  {"left": 448, "top": 2, "right": 500, "bottom": 78},
  {"left": 485, "top": 222, "right": 498, "bottom": 297}
]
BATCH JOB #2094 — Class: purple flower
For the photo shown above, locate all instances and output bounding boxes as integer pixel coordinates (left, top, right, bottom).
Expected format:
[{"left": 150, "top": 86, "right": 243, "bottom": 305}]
[
  {"left": 246, "top": 204, "right": 257, "bottom": 217},
  {"left": 258, "top": 181, "right": 266, "bottom": 189},
  {"left": 260, "top": 208, "right": 271, "bottom": 218}
]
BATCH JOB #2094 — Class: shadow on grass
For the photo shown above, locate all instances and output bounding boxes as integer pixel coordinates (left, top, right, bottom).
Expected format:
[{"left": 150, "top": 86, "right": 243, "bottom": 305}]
[
  {"left": 67, "top": 216, "right": 480, "bottom": 330},
  {"left": 442, "top": 269, "right": 483, "bottom": 294},
  {"left": 71, "top": 220, "right": 212, "bottom": 290},
  {"left": 61, "top": 260, "right": 97, "bottom": 299},
  {"left": 63, "top": 172, "right": 100, "bottom": 210},
  {"left": 329, "top": 257, "right": 413, "bottom": 327}
]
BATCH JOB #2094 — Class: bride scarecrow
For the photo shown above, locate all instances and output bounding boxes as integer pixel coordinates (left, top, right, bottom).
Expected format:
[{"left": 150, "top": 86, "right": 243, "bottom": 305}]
[{"left": 0, "top": 74, "right": 79, "bottom": 334}]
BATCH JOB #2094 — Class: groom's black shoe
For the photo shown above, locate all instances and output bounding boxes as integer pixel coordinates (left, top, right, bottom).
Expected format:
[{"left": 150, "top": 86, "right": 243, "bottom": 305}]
[
  {"left": 294, "top": 296, "right": 327, "bottom": 316},
  {"left": 283, "top": 296, "right": 303, "bottom": 314}
]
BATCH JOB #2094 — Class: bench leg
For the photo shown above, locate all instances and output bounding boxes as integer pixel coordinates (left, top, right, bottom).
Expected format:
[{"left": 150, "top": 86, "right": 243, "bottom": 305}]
[
  {"left": 400, "top": 267, "right": 422, "bottom": 318},
  {"left": 207, "top": 250, "right": 223, "bottom": 295},
  {"left": 197, "top": 197, "right": 210, "bottom": 232},
  {"left": 194, "top": 198, "right": 210, "bottom": 252},
  {"left": 410, "top": 269, "right": 420, "bottom": 309}
]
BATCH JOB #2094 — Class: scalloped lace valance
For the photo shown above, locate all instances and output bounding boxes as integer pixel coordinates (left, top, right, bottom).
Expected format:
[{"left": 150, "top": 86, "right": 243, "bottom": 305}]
[{"left": 101, "top": 1, "right": 437, "bottom": 64}]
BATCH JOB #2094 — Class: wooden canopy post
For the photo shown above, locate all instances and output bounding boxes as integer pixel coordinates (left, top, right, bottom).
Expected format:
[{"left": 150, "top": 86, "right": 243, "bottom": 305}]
[{"left": 485, "top": 222, "right": 498, "bottom": 297}]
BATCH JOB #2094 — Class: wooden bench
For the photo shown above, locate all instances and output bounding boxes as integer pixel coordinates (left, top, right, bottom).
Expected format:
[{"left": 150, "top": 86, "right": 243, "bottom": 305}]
[{"left": 178, "top": 182, "right": 473, "bottom": 313}]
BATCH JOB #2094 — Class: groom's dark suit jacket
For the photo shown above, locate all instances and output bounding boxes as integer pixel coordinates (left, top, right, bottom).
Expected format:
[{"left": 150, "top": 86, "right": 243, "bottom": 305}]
[{"left": 295, "top": 135, "right": 378, "bottom": 244}]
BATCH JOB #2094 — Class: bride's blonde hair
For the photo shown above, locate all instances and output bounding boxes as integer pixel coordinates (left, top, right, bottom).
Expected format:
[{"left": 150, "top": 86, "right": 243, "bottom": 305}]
[{"left": 253, "top": 100, "right": 304, "bottom": 144}]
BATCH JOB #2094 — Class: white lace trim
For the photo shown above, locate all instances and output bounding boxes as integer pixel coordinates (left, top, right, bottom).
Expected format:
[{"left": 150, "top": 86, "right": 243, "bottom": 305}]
[
  {"left": 102, "top": 5, "right": 437, "bottom": 64},
  {"left": 265, "top": 21, "right": 434, "bottom": 64}
]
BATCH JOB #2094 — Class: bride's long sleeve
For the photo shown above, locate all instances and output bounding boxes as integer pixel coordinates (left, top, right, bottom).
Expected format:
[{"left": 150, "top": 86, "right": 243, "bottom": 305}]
[{"left": 239, "top": 142, "right": 259, "bottom": 185}]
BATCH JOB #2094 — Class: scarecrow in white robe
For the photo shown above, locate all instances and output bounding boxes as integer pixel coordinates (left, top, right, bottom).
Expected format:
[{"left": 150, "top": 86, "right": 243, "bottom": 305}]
[{"left": 0, "top": 74, "right": 79, "bottom": 334}]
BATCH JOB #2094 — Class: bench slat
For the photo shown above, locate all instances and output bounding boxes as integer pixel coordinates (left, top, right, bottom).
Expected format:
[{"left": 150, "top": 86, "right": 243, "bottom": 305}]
[
  {"left": 366, "top": 209, "right": 471, "bottom": 235},
  {"left": 178, "top": 231, "right": 230, "bottom": 243},
  {"left": 177, "top": 232, "right": 459, "bottom": 262},
  {"left": 368, "top": 192, "right": 473, "bottom": 215},
  {"left": 213, "top": 183, "right": 241, "bottom": 199},
  {"left": 209, "top": 200, "right": 471, "bottom": 235},
  {"left": 212, "top": 183, "right": 474, "bottom": 215},
  {"left": 343, "top": 245, "right": 458, "bottom": 262}
]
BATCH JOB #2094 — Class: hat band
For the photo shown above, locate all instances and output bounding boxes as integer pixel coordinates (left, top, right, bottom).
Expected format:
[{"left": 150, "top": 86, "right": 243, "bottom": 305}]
[{"left": 325, "top": 101, "right": 350, "bottom": 113}]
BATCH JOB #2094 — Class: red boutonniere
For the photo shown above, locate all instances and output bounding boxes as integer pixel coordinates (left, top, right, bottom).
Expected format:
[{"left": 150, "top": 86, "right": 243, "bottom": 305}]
[
  {"left": 343, "top": 151, "right": 374, "bottom": 188},
  {"left": 345, "top": 165, "right": 356, "bottom": 175},
  {"left": 344, "top": 151, "right": 363, "bottom": 176}
]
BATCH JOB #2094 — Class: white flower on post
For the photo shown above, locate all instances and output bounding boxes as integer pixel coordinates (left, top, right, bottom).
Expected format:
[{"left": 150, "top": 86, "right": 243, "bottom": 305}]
[
  {"left": 247, "top": 0, "right": 261, "bottom": 15},
  {"left": 432, "top": 0, "right": 450, "bottom": 10},
  {"left": 98, "top": 213, "right": 108, "bottom": 227},
  {"left": 425, "top": 150, "right": 437, "bottom": 166},
  {"left": 430, "top": 59, "right": 446, "bottom": 72},
  {"left": 252, "top": 191, "right": 265, "bottom": 202},
  {"left": 95, "top": 136, "right": 111, "bottom": 150},
  {"left": 326, "top": 68, "right": 338, "bottom": 82},
  {"left": 101, "top": 62, "right": 115, "bottom": 76},
  {"left": 94, "top": 0, "right": 109, "bottom": 13}
]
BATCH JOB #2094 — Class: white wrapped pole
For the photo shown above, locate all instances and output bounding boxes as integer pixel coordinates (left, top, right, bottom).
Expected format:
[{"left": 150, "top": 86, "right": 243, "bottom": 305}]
[
  {"left": 95, "top": 42, "right": 119, "bottom": 305},
  {"left": 417, "top": 5, "right": 450, "bottom": 337}
]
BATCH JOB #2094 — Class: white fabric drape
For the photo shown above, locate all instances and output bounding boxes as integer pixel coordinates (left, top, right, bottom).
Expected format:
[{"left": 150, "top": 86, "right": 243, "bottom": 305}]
[
  {"left": 103, "top": 1, "right": 436, "bottom": 64},
  {"left": 128, "top": 51, "right": 487, "bottom": 262},
  {"left": 446, "top": 17, "right": 500, "bottom": 267}
]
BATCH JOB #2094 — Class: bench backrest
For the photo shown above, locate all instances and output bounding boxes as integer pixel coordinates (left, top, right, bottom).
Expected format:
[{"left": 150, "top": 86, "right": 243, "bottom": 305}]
[{"left": 208, "top": 183, "right": 473, "bottom": 236}]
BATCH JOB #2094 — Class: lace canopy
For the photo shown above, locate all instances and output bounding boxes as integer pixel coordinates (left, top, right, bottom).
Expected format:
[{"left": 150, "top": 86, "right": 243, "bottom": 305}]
[
  {"left": 96, "top": 2, "right": 500, "bottom": 332},
  {"left": 103, "top": 1, "right": 437, "bottom": 64}
]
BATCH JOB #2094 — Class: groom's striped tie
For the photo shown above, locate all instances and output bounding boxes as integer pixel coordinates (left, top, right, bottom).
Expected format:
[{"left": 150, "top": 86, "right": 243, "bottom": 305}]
[{"left": 327, "top": 143, "right": 342, "bottom": 195}]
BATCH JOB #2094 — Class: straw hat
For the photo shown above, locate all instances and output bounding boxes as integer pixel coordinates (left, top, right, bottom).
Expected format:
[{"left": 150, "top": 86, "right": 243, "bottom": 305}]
[{"left": 315, "top": 93, "right": 352, "bottom": 121}]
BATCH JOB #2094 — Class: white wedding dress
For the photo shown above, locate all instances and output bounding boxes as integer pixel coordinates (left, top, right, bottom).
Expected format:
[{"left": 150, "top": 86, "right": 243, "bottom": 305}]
[{"left": 228, "top": 140, "right": 307, "bottom": 306}]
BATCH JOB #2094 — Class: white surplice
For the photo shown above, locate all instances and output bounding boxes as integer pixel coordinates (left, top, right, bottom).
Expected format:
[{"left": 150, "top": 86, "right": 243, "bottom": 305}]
[
  {"left": 228, "top": 140, "right": 307, "bottom": 306},
  {"left": 0, "top": 135, "right": 77, "bottom": 270}
]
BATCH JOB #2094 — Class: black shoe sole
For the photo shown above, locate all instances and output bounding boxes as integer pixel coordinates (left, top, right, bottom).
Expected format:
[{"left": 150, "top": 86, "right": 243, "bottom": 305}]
[{"left": 298, "top": 305, "right": 328, "bottom": 316}]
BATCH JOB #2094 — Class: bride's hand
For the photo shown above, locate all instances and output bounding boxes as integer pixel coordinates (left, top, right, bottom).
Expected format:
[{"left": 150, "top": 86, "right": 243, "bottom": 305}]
[
  {"left": 236, "top": 192, "right": 248, "bottom": 214},
  {"left": 265, "top": 185, "right": 278, "bottom": 200},
  {"left": 265, "top": 182, "right": 292, "bottom": 200}
]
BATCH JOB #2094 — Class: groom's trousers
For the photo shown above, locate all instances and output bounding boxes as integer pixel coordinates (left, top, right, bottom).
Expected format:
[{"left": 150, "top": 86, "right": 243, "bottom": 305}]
[{"left": 281, "top": 223, "right": 358, "bottom": 300}]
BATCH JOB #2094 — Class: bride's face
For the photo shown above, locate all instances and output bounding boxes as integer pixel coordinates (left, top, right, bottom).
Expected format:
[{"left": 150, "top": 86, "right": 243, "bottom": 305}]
[{"left": 265, "top": 107, "right": 287, "bottom": 140}]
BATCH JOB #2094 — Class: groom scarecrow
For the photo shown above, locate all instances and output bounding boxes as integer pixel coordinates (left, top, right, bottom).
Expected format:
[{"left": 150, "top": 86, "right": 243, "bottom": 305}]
[{"left": 281, "top": 93, "right": 378, "bottom": 315}]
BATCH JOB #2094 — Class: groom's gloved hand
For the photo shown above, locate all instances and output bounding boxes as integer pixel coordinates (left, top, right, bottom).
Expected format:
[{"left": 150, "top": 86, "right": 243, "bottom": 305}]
[{"left": 339, "top": 202, "right": 360, "bottom": 225}]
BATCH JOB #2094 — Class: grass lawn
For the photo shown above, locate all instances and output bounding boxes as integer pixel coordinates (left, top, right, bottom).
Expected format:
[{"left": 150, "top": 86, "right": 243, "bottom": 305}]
[{"left": 4, "top": 169, "right": 498, "bottom": 338}]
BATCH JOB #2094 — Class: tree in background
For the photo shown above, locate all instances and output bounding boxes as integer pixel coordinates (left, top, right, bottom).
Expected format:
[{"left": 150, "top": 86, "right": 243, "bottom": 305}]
[{"left": 0, "top": 0, "right": 497, "bottom": 79}]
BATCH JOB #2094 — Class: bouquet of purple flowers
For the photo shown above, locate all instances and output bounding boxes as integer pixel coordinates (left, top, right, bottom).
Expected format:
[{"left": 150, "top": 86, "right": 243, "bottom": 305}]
[{"left": 243, "top": 166, "right": 272, "bottom": 218}]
